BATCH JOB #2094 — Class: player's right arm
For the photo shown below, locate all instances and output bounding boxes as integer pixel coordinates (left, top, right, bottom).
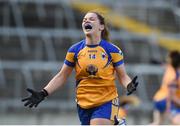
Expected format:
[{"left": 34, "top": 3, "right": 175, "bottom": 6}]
[
  {"left": 21, "top": 64, "right": 73, "bottom": 108},
  {"left": 44, "top": 64, "right": 73, "bottom": 94},
  {"left": 21, "top": 43, "right": 77, "bottom": 108}
]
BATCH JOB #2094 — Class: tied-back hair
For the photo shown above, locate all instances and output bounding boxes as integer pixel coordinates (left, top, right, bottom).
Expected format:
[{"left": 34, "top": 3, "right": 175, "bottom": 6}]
[
  {"left": 169, "top": 50, "right": 180, "bottom": 69},
  {"left": 88, "top": 10, "right": 110, "bottom": 42}
]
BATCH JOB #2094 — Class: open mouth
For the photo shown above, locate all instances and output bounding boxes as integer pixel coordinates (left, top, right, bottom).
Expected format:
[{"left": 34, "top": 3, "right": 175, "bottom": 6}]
[{"left": 84, "top": 23, "right": 92, "bottom": 30}]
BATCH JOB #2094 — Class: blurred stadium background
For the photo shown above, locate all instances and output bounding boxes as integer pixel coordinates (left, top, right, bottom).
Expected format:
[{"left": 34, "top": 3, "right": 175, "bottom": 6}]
[{"left": 0, "top": 0, "right": 180, "bottom": 125}]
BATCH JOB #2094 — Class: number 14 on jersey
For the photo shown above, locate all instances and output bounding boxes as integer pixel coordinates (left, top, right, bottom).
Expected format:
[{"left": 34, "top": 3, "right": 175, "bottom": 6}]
[{"left": 89, "top": 54, "right": 96, "bottom": 59}]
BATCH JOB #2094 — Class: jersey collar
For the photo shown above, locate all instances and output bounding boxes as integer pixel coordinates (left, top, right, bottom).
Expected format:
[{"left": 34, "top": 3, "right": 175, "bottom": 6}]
[{"left": 85, "top": 39, "right": 103, "bottom": 48}]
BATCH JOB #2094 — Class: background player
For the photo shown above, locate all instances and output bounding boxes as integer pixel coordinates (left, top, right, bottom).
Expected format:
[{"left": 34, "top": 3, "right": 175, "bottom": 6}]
[
  {"left": 167, "top": 51, "right": 180, "bottom": 125},
  {"left": 151, "top": 50, "right": 180, "bottom": 125}
]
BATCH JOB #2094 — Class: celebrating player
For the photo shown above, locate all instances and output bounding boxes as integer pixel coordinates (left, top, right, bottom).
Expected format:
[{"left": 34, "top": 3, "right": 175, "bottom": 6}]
[{"left": 22, "top": 11, "right": 138, "bottom": 125}]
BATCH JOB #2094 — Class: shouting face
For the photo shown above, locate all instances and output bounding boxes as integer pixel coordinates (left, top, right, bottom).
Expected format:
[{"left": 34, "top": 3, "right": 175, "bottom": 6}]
[{"left": 82, "top": 12, "right": 104, "bottom": 37}]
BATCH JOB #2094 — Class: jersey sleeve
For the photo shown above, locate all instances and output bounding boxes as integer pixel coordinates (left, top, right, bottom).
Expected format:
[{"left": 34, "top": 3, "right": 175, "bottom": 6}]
[
  {"left": 64, "top": 45, "right": 76, "bottom": 67},
  {"left": 110, "top": 44, "right": 124, "bottom": 67}
]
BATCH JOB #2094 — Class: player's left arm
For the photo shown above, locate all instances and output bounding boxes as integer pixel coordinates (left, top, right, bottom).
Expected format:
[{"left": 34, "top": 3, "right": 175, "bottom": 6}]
[
  {"left": 115, "top": 64, "right": 131, "bottom": 87},
  {"left": 115, "top": 64, "right": 138, "bottom": 95},
  {"left": 110, "top": 44, "right": 138, "bottom": 95}
]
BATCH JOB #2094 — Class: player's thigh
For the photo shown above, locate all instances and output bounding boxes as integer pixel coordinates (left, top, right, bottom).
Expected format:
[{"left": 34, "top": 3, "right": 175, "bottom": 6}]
[
  {"left": 90, "top": 97, "right": 120, "bottom": 125},
  {"left": 90, "top": 118, "right": 112, "bottom": 125}
]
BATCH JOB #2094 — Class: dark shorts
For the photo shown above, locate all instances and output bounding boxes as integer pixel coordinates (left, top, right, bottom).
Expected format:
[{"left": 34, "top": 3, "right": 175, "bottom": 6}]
[
  {"left": 154, "top": 99, "right": 166, "bottom": 113},
  {"left": 77, "top": 97, "right": 120, "bottom": 125},
  {"left": 154, "top": 99, "right": 180, "bottom": 116}
]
